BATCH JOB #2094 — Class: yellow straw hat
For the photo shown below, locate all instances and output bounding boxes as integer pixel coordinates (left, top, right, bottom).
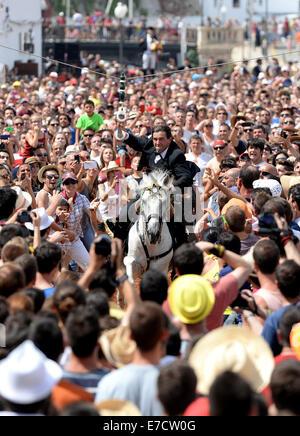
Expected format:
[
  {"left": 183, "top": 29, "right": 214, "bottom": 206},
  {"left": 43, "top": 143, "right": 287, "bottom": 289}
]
[{"left": 168, "top": 274, "right": 215, "bottom": 325}]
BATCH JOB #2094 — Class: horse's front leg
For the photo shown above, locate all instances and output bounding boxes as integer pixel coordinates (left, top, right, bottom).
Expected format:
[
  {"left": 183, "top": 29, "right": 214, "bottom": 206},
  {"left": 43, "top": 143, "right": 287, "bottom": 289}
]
[{"left": 124, "top": 255, "right": 145, "bottom": 286}]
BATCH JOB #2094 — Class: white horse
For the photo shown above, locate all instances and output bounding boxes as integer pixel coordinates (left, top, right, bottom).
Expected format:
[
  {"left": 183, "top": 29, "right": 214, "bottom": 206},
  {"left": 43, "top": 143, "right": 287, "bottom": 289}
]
[{"left": 124, "top": 170, "right": 174, "bottom": 285}]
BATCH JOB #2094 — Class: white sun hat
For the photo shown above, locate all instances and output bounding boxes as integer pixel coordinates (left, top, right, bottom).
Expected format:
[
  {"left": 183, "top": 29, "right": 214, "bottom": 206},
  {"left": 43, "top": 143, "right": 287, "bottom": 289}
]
[
  {"left": 0, "top": 340, "right": 62, "bottom": 404},
  {"left": 25, "top": 207, "right": 54, "bottom": 231}
]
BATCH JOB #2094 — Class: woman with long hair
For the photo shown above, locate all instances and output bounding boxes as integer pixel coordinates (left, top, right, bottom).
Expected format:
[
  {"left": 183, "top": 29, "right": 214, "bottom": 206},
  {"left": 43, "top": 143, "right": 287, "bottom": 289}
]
[{"left": 98, "top": 146, "right": 116, "bottom": 183}]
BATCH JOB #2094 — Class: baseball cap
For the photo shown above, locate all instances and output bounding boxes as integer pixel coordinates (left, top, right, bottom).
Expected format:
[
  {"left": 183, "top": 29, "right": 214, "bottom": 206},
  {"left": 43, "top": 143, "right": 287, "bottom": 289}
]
[
  {"left": 20, "top": 98, "right": 29, "bottom": 103},
  {"left": 62, "top": 172, "right": 78, "bottom": 183},
  {"left": 12, "top": 81, "right": 22, "bottom": 87},
  {"left": 213, "top": 140, "right": 226, "bottom": 148},
  {"left": 168, "top": 275, "right": 215, "bottom": 325}
]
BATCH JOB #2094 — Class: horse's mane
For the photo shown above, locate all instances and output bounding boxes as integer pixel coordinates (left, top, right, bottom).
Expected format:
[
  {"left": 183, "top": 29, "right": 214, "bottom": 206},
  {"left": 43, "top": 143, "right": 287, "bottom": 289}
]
[{"left": 139, "top": 170, "right": 174, "bottom": 192}]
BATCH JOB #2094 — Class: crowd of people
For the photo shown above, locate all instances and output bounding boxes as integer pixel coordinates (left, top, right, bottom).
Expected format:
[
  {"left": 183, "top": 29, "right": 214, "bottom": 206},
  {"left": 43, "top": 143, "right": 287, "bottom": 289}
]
[
  {"left": 45, "top": 10, "right": 181, "bottom": 43},
  {"left": 1, "top": 44, "right": 300, "bottom": 416}
]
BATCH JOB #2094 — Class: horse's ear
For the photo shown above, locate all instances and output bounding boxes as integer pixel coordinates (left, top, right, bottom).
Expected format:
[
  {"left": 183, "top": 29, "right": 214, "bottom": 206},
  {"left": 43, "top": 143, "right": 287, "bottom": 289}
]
[
  {"left": 135, "top": 199, "right": 141, "bottom": 215},
  {"left": 162, "top": 173, "right": 173, "bottom": 189},
  {"left": 162, "top": 173, "right": 170, "bottom": 187}
]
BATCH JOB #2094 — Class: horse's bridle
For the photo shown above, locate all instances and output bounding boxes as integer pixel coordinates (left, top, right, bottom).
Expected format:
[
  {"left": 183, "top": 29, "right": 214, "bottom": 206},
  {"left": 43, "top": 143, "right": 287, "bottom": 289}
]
[{"left": 136, "top": 218, "right": 173, "bottom": 270}]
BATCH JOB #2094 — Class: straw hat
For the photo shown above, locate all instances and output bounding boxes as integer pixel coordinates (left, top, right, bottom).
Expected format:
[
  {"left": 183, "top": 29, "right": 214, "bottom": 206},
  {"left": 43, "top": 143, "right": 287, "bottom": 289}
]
[
  {"left": 281, "top": 175, "right": 300, "bottom": 198},
  {"left": 282, "top": 127, "right": 298, "bottom": 133},
  {"left": 189, "top": 326, "right": 274, "bottom": 395},
  {"left": 96, "top": 399, "right": 141, "bottom": 416},
  {"left": 24, "top": 157, "right": 41, "bottom": 166},
  {"left": 102, "top": 161, "right": 125, "bottom": 174},
  {"left": 11, "top": 186, "right": 32, "bottom": 210},
  {"left": 230, "top": 112, "right": 247, "bottom": 128},
  {"left": 38, "top": 165, "right": 61, "bottom": 183},
  {"left": 168, "top": 275, "right": 215, "bottom": 325},
  {"left": 99, "top": 325, "right": 136, "bottom": 368},
  {"left": 289, "top": 135, "right": 300, "bottom": 142}
]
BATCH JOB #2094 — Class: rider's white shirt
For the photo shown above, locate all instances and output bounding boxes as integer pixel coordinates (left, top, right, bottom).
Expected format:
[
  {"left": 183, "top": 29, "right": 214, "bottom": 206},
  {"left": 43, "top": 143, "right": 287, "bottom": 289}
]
[{"left": 154, "top": 147, "right": 169, "bottom": 164}]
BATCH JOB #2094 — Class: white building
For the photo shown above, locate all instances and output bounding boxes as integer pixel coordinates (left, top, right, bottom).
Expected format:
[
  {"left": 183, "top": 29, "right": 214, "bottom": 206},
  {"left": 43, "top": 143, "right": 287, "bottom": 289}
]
[
  {"left": 0, "top": 0, "right": 43, "bottom": 77},
  {"left": 201, "top": 0, "right": 300, "bottom": 24}
]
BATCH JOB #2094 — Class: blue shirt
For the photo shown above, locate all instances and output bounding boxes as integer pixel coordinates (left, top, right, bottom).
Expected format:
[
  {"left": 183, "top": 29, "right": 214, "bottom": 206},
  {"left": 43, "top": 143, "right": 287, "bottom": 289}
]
[
  {"left": 43, "top": 286, "right": 55, "bottom": 299},
  {"left": 261, "top": 305, "right": 296, "bottom": 356}
]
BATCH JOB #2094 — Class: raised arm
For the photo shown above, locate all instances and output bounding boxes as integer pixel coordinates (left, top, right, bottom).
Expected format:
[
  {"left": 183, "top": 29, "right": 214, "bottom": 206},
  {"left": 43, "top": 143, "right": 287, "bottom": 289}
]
[
  {"left": 196, "top": 241, "right": 252, "bottom": 289},
  {"left": 206, "top": 167, "right": 248, "bottom": 204}
]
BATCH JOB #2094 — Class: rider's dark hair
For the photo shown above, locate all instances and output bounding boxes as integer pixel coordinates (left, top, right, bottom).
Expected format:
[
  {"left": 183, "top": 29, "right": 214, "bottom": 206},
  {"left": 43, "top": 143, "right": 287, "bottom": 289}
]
[{"left": 152, "top": 125, "right": 172, "bottom": 139}]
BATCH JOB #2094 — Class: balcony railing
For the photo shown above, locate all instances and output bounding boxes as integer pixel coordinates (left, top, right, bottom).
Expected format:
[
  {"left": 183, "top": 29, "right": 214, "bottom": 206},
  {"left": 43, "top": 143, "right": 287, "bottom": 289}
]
[
  {"left": 43, "top": 24, "right": 244, "bottom": 50},
  {"left": 43, "top": 24, "right": 198, "bottom": 44}
]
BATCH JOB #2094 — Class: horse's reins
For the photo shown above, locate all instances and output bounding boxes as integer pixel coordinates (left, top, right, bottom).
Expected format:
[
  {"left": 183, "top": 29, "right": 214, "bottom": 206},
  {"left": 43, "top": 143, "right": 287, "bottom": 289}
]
[{"left": 136, "top": 217, "right": 173, "bottom": 271}]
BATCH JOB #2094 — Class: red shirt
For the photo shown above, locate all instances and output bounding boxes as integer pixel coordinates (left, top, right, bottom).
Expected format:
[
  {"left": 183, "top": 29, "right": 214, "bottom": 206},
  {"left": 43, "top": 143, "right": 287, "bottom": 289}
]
[
  {"left": 146, "top": 106, "right": 163, "bottom": 116},
  {"left": 116, "top": 155, "right": 132, "bottom": 170}
]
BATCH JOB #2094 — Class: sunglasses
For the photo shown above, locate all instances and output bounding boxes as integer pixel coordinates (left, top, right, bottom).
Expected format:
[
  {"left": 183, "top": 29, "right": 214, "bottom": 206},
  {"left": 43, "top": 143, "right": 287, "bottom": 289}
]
[
  {"left": 260, "top": 171, "right": 271, "bottom": 177},
  {"left": 244, "top": 129, "right": 253, "bottom": 132},
  {"left": 46, "top": 174, "right": 59, "bottom": 180},
  {"left": 205, "top": 124, "right": 213, "bottom": 127},
  {"left": 37, "top": 153, "right": 48, "bottom": 157},
  {"left": 0, "top": 173, "right": 9, "bottom": 179},
  {"left": 63, "top": 179, "right": 77, "bottom": 185},
  {"left": 214, "top": 145, "right": 226, "bottom": 151},
  {"left": 136, "top": 124, "right": 144, "bottom": 128},
  {"left": 14, "top": 123, "right": 24, "bottom": 126},
  {"left": 0, "top": 122, "right": 5, "bottom": 125},
  {"left": 284, "top": 121, "right": 295, "bottom": 125},
  {"left": 50, "top": 123, "right": 59, "bottom": 126},
  {"left": 280, "top": 113, "right": 291, "bottom": 117},
  {"left": 167, "top": 123, "right": 175, "bottom": 127},
  {"left": 240, "top": 155, "right": 250, "bottom": 161},
  {"left": 84, "top": 134, "right": 94, "bottom": 137},
  {"left": 217, "top": 112, "right": 227, "bottom": 115}
]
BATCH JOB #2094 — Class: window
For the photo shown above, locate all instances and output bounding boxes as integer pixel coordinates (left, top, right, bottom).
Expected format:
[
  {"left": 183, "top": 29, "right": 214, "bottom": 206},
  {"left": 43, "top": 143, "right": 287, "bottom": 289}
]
[{"left": 233, "top": 0, "right": 240, "bottom": 7}]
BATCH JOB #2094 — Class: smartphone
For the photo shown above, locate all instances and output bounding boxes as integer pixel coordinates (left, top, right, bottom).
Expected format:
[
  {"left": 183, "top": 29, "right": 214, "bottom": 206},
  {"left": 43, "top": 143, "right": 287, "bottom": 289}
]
[
  {"left": 21, "top": 173, "right": 26, "bottom": 181},
  {"left": 74, "top": 154, "right": 80, "bottom": 163},
  {"left": 0, "top": 135, "right": 9, "bottom": 140},
  {"left": 95, "top": 234, "right": 111, "bottom": 256},
  {"left": 230, "top": 292, "right": 251, "bottom": 310},
  {"left": 84, "top": 160, "right": 98, "bottom": 170},
  {"left": 16, "top": 210, "right": 32, "bottom": 224}
]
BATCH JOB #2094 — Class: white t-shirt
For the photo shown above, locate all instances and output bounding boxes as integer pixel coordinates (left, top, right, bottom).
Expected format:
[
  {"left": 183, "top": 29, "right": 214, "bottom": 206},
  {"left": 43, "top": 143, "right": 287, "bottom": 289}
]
[{"left": 185, "top": 151, "right": 211, "bottom": 193}]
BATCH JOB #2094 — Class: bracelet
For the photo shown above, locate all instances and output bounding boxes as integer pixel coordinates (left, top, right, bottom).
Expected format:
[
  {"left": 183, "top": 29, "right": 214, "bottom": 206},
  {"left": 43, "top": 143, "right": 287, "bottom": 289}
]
[
  {"left": 117, "top": 274, "right": 128, "bottom": 285},
  {"left": 208, "top": 244, "right": 226, "bottom": 258},
  {"left": 280, "top": 235, "right": 292, "bottom": 247}
]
